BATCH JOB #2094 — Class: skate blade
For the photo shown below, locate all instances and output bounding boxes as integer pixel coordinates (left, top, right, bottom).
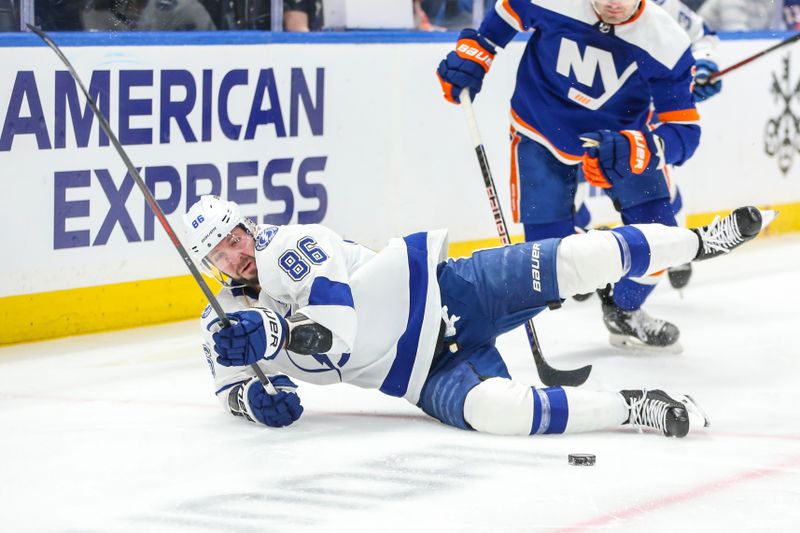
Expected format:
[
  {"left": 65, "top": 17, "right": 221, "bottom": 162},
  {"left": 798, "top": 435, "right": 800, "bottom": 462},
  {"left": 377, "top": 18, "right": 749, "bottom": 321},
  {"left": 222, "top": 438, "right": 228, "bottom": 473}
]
[
  {"left": 759, "top": 209, "right": 778, "bottom": 231},
  {"left": 678, "top": 394, "right": 711, "bottom": 429},
  {"left": 608, "top": 334, "right": 684, "bottom": 355}
]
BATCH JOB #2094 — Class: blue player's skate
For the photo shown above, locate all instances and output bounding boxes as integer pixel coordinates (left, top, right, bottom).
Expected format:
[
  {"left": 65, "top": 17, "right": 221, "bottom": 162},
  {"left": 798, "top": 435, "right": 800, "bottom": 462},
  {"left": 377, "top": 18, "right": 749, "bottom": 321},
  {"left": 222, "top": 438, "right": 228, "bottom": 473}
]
[
  {"left": 602, "top": 301, "right": 681, "bottom": 351},
  {"left": 667, "top": 263, "right": 692, "bottom": 290},
  {"left": 603, "top": 206, "right": 775, "bottom": 352},
  {"left": 599, "top": 286, "right": 681, "bottom": 351}
]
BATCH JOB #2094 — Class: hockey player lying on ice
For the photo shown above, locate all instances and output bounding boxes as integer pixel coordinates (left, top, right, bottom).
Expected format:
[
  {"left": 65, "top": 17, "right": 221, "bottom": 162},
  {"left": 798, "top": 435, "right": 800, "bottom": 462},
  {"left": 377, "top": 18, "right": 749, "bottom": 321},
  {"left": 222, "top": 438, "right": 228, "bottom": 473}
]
[{"left": 183, "top": 195, "right": 773, "bottom": 438}]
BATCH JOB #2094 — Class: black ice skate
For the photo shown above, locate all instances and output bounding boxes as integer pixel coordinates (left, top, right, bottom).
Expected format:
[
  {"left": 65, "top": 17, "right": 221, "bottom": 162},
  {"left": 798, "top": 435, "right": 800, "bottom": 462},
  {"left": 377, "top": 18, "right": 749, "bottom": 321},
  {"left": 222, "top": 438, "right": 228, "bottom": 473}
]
[
  {"left": 667, "top": 263, "right": 692, "bottom": 290},
  {"left": 599, "top": 287, "right": 681, "bottom": 352},
  {"left": 693, "top": 206, "right": 774, "bottom": 261},
  {"left": 621, "top": 389, "right": 710, "bottom": 438}
]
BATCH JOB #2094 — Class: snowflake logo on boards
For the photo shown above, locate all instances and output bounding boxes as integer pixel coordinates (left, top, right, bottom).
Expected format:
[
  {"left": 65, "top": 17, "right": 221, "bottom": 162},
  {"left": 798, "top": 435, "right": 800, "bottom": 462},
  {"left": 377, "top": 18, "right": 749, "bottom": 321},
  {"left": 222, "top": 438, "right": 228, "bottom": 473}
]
[
  {"left": 255, "top": 226, "right": 278, "bottom": 251},
  {"left": 764, "top": 54, "right": 800, "bottom": 176}
]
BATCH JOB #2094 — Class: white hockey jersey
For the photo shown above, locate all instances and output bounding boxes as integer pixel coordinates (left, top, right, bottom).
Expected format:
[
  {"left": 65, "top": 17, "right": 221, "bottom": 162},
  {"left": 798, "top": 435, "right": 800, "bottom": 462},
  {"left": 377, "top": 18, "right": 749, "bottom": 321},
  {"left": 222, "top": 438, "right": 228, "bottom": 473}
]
[
  {"left": 653, "top": 0, "right": 719, "bottom": 63},
  {"left": 200, "top": 224, "right": 450, "bottom": 407}
]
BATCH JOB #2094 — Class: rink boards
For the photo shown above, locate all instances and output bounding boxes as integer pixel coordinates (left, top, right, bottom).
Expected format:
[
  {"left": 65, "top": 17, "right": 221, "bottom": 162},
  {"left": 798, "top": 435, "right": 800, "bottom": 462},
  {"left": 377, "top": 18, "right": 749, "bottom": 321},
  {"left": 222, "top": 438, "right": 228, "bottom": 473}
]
[{"left": 1, "top": 31, "right": 799, "bottom": 343}]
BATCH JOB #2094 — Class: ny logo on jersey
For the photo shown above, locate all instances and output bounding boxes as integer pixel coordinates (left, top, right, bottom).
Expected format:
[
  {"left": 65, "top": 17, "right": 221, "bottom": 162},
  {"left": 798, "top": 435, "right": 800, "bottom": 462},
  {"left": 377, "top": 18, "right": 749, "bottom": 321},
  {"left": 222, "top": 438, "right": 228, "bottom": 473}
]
[{"left": 556, "top": 38, "right": 638, "bottom": 111}]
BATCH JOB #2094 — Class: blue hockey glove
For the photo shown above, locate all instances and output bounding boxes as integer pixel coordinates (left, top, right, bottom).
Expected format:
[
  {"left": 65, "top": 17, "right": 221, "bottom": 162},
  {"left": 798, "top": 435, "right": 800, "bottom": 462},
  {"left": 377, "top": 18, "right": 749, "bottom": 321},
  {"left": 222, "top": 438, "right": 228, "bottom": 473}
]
[
  {"left": 437, "top": 28, "right": 496, "bottom": 104},
  {"left": 210, "top": 308, "right": 288, "bottom": 367},
  {"left": 580, "top": 129, "right": 664, "bottom": 188},
  {"left": 231, "top": 375, "right": 304, "bottom": 428},
  {"left": 693, "top": 59, "right": 722, "bottom": 102}
]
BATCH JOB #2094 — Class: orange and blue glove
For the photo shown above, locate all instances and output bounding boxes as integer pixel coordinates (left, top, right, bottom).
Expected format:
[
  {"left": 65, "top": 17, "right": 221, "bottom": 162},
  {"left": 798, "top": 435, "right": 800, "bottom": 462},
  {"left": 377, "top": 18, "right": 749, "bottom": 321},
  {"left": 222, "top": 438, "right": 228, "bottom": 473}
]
[
  {"left": 580, "top": 130, "right": 663, "bottom": 189},
  {"left": 437, "top": 28, "right": 496, "bottom": 104}
]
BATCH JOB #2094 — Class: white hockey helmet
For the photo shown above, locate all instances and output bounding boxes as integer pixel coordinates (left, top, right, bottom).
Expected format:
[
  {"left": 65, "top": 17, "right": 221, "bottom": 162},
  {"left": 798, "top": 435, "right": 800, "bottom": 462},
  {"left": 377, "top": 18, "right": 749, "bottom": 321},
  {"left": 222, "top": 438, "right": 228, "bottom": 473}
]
[{"left": 183, "top": 195, "right": 250, "bottom": 281}]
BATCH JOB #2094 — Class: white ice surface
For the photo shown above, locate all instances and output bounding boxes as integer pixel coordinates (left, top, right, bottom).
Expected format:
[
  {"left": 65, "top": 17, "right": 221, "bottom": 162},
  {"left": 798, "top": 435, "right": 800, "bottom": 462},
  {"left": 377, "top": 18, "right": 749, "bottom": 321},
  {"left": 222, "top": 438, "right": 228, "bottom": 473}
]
[{"left": 2, "top": 235, "right": 800, "bottom": 532}]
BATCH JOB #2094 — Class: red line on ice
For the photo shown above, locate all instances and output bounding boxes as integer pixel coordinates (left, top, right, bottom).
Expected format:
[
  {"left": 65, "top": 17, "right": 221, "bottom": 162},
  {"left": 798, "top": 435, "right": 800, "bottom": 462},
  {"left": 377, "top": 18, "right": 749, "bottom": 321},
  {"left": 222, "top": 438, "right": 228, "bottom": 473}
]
[{"left": 552, "top": 454, "right": 800, "bottom": 532}]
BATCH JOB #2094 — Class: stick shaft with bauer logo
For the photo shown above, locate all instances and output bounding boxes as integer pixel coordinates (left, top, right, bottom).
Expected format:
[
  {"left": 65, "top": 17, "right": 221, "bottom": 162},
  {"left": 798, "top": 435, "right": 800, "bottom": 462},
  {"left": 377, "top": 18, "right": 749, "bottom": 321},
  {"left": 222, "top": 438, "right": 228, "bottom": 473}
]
[{"left": 459, "top": 88, "right": 592, "bottom": 387}]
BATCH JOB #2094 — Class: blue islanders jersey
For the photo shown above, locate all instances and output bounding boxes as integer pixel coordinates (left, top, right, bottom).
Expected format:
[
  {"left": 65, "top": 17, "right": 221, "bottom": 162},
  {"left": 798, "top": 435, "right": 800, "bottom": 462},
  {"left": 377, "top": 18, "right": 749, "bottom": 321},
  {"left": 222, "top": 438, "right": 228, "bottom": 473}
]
[
  {"left": 480, "top": 0, "right": 700, "bottom": 166},
  {"left": 201, "top": 225, "right": 450, "bottom": 406}
]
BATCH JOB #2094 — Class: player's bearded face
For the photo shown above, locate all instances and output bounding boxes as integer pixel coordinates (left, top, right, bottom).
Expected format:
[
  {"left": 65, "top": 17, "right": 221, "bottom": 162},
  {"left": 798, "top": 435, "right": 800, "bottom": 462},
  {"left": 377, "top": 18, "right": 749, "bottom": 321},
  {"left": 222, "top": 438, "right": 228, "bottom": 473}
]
[
  {"left": 591, "top": 0, "right": 640, "bottom": 24},
  {"left": 205, "top": 227, "right": 259, "bottom": 285}
]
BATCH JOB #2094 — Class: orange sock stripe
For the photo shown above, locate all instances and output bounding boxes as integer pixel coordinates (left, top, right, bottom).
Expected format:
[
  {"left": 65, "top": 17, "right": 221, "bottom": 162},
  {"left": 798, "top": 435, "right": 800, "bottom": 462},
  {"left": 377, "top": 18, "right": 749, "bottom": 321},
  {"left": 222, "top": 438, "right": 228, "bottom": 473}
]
[
  {"left": 510, "top": 130, "right": 522, "bottom": 222},
  {"left": 627, "top": 269, "right": 664, "bottom": 285}
]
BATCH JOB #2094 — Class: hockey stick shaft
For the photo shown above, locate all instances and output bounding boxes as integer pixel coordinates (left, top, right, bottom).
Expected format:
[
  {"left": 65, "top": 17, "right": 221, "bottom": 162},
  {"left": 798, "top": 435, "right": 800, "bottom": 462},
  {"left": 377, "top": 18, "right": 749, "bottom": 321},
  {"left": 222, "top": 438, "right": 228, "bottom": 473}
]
[
  {"left": 710, "top": 32, "right": 800, "bottom": 81},
  {"left": 459, "top": 89, "right": 591, "bottom": 387},
  {"left": 28, "top": 25, "right": 277, "bottom": 393}
]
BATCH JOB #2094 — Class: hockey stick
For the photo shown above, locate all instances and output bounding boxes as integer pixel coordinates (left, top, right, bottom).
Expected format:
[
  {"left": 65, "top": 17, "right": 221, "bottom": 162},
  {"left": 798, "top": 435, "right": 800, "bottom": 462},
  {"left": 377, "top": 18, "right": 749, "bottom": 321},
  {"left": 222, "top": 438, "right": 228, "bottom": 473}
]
[
  {"left": 458, "top": 89, "right": 592, "bottom": 387},
  {"left": 27, "top": 24, "right": 277, "bottom": 394},
  {"left": 710, "top": 32, "right": 800, "bottom": 82}
]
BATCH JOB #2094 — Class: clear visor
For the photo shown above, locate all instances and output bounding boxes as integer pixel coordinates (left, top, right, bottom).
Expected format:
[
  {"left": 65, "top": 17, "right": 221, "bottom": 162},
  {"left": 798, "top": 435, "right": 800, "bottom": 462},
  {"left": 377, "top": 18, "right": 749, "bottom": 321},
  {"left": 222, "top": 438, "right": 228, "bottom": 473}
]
[
  {"left": 200, "top": 258, "right": 237, "bottom": 287},
  {"left": 591, "top": 0, "right": 640, "bottom": 23},
  {"left": 201, "top": 228, "right": 253, "bottom": 287}
]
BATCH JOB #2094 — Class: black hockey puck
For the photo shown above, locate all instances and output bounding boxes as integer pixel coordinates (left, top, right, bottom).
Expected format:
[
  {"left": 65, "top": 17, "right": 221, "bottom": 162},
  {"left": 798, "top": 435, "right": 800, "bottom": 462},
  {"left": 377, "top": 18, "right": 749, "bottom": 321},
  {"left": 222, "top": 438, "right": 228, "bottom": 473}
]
[{"left": 568, "top": 453, "right": 596, "bottom": 466}]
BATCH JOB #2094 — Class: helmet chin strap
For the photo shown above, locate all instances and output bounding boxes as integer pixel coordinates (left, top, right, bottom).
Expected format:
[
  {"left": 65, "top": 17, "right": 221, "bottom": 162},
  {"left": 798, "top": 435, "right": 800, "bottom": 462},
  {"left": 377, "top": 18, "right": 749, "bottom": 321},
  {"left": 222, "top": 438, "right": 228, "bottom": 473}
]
[{"left": 215, "top": 270, "right": 259, "bottom": 291}]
